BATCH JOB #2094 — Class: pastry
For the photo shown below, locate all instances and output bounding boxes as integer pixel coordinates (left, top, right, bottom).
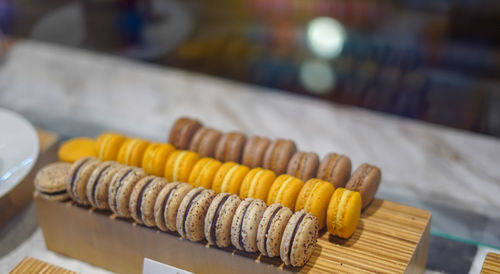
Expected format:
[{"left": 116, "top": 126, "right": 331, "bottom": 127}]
[
  {"left": 263, "top": 139, "right": 297, "bottom": 175},
  {"left": 326, "top": 188, "right": 361, "bottom": 238},
  {"left": 189, "top": 127, "right": 222, "bottom": 157},
  {"left": 204, "top": 193, "right": 242, "bottom": 247},
  {"left": 188, "top": 157, "right": 222, "bottom": 189},
  {"left": 141, "top": 143, "right": 175, "bottom": 177},
  {"left": 164, "top": 150, "right": 200, "bottom": 182},
  {"left": 168, "top": 117, "right": 202, "bottom": 149},
  {"left": 129, "top": 176, "right": 168, "bottom": 226},
  {"left": 86, "top": 161, "right": 122, "bottom": 209},
  {"left": 66, "top": 157, "right": 101, "bottom": 205},
  {"left": 241, "top": 136, "right": 271, "bottom": 168},
  {"left": 96, "top": 132, "right": 126, "bottom": 161},
  {"left": 176, "top": 187, "right": 216, "bottom": 241},
  {"left": 34, "top": 162, "right": 71, "bottom": 201},
  {"left": 256, "top": 203, "right": 293, "bottom": 257},
  {"left": 214, "top": 132, "right": 247, "bottom": 163},
  {"left": 58, "top": 137, "right": 97, "bottom": 163},
  {"left": 345, "top": 163, "right": 381, "bottom": 209},
  {"left": 154, "top": 182, "right": 193, "bottom": 231},
  {"left": 266, "top": 174, "right": 304, "bottom": 211},
  {"left": 317, "top": 153, "right": 352, "bottom": 188},
  {"left": 230, "top": 198, "right": 267, "bottom": 252},
  {"left": 280, "top": 210, "right": 319, "bottom": 267},
  {"left": 239, "top": 167, "right": 275, "bottom": 201},
  {"left": 116, "top": 138, "right": 150, "bottom": 167},
  {"left": 211, "top": 162, "right": 249, "bottom": 195},
  {"left": 295, "top": 178, "right": 335, "bottom": 229},
  {"left": 286, "top": 151, "right": 319, "bottom": 182},
  {"left": 108, "top": 166, "right": 146, "bottom": 218}
]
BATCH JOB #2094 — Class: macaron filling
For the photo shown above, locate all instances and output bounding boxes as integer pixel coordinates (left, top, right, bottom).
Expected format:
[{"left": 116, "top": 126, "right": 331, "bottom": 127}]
[
  {"left": 288, "top": 212, "right": 307, "bottom": 264},
  {"left": 91, "top": 165, "right": 112, "bottom": 206},
  {"left": 181, "top": 189, "right": 204, "bottom": 237},
  {"left": 238, "top": 201, "right": 252, "bottom": 250},
  {"left": 136, "top": 178, "right": 155, "bottom": 222},
  {"left": 38, "top": 189, "right": 67, "bottom": 196},
  {"left": 161, "top": 184, "right": 180, "bottom": 227},
  {"left": 70, "top": 158, "right": 90, "bottom": 197},
  {"left": 113, "top": 169, "right": 133, "bottom": 211},
  {"left": 264, "top": 205, "right": 283, "bottom": 256},
  {"left": 210, "top": 194, "right": 230, "bottom": 244}
]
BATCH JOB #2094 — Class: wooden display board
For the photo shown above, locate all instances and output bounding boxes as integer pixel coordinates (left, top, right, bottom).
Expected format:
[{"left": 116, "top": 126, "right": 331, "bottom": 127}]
[
  {"left": 35, "top": 194, "right": 431, "bottom": 273},
  {"left": 481, "top": 252, "right": 500, "bottom": 274},
  {"left": 10, "top": 257, "right": 76, "bottom": 274}
]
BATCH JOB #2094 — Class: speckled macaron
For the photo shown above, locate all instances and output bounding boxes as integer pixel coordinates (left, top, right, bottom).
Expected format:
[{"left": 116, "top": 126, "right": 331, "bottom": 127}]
[
  {"left": 129, "top": 176, "right": 168, "bottom": 226},
  {"left": 241, "top": 136, "right": 271, "bottom": 168},
  {"left": 86, "top": 161, "right": 122, "bottom": 209},
  {"left": 214, "top": 132, "right": 247, "bottom": 163},
  {"left": 176, "top": 187, "right": 216, "bottom": 241},
  {"left": 256, "top": 203, "right": 293, "bottom": 257},
  {"left": 154, "top": 182, "right": 193, "bottom": 232},
  {"left": 231, "top": 198, "right": 267, "bottom": 252},
  {"left": 263, "top": 139, "right": 297, "bottom": 175},
  {"left": 66, "top": 157, "right": 101, "bottom": 205},
  {"left": 280, "top": 210, "right": 319, "bottom": 267},
  {"left": 286, "top": 151, "right": 319, "bottom": 182},
  {"left": 34, "top": 162, "right": 71, "bottom": 201},
  {"left": 108, "top": 166, "right": 146, "bottom": 218},
  {"left": 204, "top": 193, "right": 242, "bottom": 248}
]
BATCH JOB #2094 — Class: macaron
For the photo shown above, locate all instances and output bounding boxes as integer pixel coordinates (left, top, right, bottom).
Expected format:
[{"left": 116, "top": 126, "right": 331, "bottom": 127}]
[
  {"left": 241, "top": 136, "right": 271, "bottom": 168},
  {"left": 34, "top": 162, "right": 71, "bottom": 201},
  {"left": 317, "top": 153, "right": 352, "bottom": 188},
  {"left": 286, "top": 151, "right": 319, "bottom": 182},
  {"left": 326, "top": 188, "right": 361, "bottom": 238},
  {"left": 116, "top": 138, "right": 150, "bottom": 167},
  {"left": 231, "top": 198, "right": 267, "bottom": 252},
  {"left": 214, "top": 132, "right": 247, "bottom": 163},
  {"left": 280, "top": 210, "right": 319, "bottom": 267},
  {"left": 96, "top": 132, "right": 127, "bottom": 161},
  {"left": 154, "top": 182, "right": 193, "bottom": 231},
  {"left": 129, "top": 176, "right": 168, "bottom": 226},
  {"left": 204, "top": 193, "right": 242, "bottom": 248},
  {"left": 58, "top": 137, "right": 98, "bottom": 163},
  {"left": 188, "top": 157, "right": 222, "bottom": 189},
  {"left": 108, "top": 166, "right": 147, "bottom": 218},
  {"left": 66, "top": 157, "right": 101, "bottom": 205},
  {"left": 141, "top": 143, "right": 175, "bottom": 177},
  {"left": 189, "top": 127, "right": 222, "bottom": 157},
  {"left": 168, "top": 117, "right": 202, "bottom": 149},
  {"left": 295, "top": 179, "right": 335, "bottom": 229},
  {"left": 176, "top": 187, "right": 216, "bottom": 241},
  {"left": 211, "top": 162, "right": 250, "bottom": 195},
  {"left": 263, "top": 139, "right": 297, "bottom": 175},
  {"left": 256, "top": 203, "right": 293, "bottom": 257},
  {"left": 239, "top": 168, "right": 276, "bottom": 201},
  {"left": 86, "top": 161, "right": 122, "bottom": 209},
  {"left": 266, "top": 174, "right": 304, "bottom": 211},
  {"left": 345, "top": 163, "right": 381, "bottom": 209},
  {"left": 164, "top": 150, "right": 200, "bottom": 182}
]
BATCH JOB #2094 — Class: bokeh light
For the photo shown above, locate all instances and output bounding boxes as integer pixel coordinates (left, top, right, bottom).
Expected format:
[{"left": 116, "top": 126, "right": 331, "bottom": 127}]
[
  {"left": 306, "top": 17, "right": 346, "bottom": 59},
  {"left": 299, "top": 59, "right": 336, "bottom": 94}
]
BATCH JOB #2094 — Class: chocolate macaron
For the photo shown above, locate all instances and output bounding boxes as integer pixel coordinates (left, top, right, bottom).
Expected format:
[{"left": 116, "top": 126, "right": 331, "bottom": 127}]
[
  {"left": 66, "top": 157, "right": 101, "bottom": 205},
  {"left": 317, "top": 153, "right": 352, "bottom": 188},
  {"left": 263, "top": 139, "right": 297, "bottom": 175},
  {"left": 204, "top": 193, "right": 242, "bottom": 248},
  {"left": 241, "top": 136, "right": 271, "bottom": 168},
  {"left": 154, "top": 182, "right": 193, "bottom": 232},
  {"left": 286, "top": 151, "right": 319, "bottom": 182},
  {"left": 256, "top": 203, "right": 293, "bottom": 257},
  {"left": 280, "top": 210, "right": 319, "bottom": 267},
  {"left": 108, "top": 166, "right": 146, "bottom": 217},
  {"left": 129, "top": 176, "right": 168, "bottom": 226},
  {"left": 168, "top": 117, "right": 203, "bottom": 149},
  {"left": 86, "top": 161, "right": 122, "bottom": 209},
  {"left": 231, "top": 198, "right": 267, "bottom": 252},
  {"left": 345, "top": 163, "right": 381, "bottom": 209},
  {"left": 189, "top": 127, "right": 222, "bottom": 158},
  {"left": 35, "top": 162, "right": 71, "bottom": 201},
  {"left": 214, "top": 132, "right": 247, "bottom": 163},
  {"left": 176, "top": 187, "right": 216, "bottom": 241}
]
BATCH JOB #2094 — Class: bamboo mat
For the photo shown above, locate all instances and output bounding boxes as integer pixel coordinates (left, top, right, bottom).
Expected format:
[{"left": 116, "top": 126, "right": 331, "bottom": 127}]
[{"left": 10, "top": 257, "right": 76, "bottom": 274}]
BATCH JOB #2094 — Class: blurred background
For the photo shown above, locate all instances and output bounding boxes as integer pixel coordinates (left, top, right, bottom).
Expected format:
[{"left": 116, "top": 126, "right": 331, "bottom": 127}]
[{"left": 1, "top": 0, "right": 500, "bottom": 137}]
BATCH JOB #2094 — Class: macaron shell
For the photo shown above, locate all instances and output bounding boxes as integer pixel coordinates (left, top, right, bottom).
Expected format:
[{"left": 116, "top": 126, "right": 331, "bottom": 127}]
[
  {"left": 289, "top": 212, "right": 319, "bottom": 267},
  {"left": 242, "top": 136, "right": 271, "bottom": 168},
  {"left": 204, "top": 193, "right": 241, "bottom": 247},
  {"left": 86, "top": 161, "right": 119, "bottom": 209},
  {"left": 220, "top": 165, "right": 250, "bottom": 195},
  {"left": 242, "top": 168, "right": 276, "bottom": 201},
  {"left": 168, "top": 117, "right": 191, "bottom": 145},
  {"left": 97, "top": 133, "right": 126, "bottom": 161},
  {"left": 174, "top": 119, "right": 203, "bottom": 150},
  {"left": 326, "top": 188, "right": 361, "bottom": 238},
  {"left": 269, "top": 175, "right": 304, "bottom": 210},
  {"left": 317, "top": 153, "right": 352, "bottom": 188},
  {"left": 140, "top": 178, "right": 168, "bottom": 227},
  {"left": 153, "top": 182, "right": 193, "bottom": 231},
  {"left": 211, "top": 162, "right": 238, "bottom": 193},
  {"left": 190, "top": 128, "right": 222, "bottom": 158},
  {"left": 215, "top": 132, "right": 247, "bottom": 163},
  {"left": 345, "top": 163, "right": 381, "bottom": 209},
  {"left": 230, "top": 198, "right": 253, "bottom": 250},
  {"left": 67, "top": 157, "right": 101, "bottom": 205},
  {"left": 58, "top": 137, "right": 98, "bottom": 163},
  {"left": 93, "top": 164, "right": 122, "bottom": 209},
  {"left": 110, "top": 167, "right": 146, "bottom": 217},
  {"left": 141, "top": 143, "right": 175, "bottom": 177},
  {"left": 35, "top": 162, "right": 71, "bottom": 193},
  {"left": 263, "top": 140, "right": 297, "bottom": 175},
  {"left": 286, "top": 152, "right": 319, "bottom": 182},
  {"left": 257, "top": 203, "right": 293, "bottom": 257},
  {"left": 164, "top": 150, "right": 200, "bottom": 182},
  {"left": 294, "top": 179, "right": 317, "bottom": 212},
  {"left": 231, "top": 198, "right": 267, "bottom": 252},
  {"left": 204, "top": 193, "right": 231, "bottom": 245},
  {"left": 303, "top": 180, "right": 334, "bottom": 229},
  {"left": 117, "top": 139, "right": 150, "bottom": 167},
  {"left": 188, "top": 158, "right": 222, "bottom": 188},
  {"left": 177, "top": 188, "right": 216, "bottom": 241},
  {"left": 188, "top": 127, "right": 208, "bottom": 153}
]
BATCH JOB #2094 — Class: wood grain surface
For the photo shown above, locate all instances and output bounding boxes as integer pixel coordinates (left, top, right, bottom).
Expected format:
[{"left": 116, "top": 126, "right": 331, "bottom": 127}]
[
  {"left": 481, "top": 252, "right": 500, "bottom": 274},
  {"left": 10, "top": 257, "right": 76, "bottom": 274}
]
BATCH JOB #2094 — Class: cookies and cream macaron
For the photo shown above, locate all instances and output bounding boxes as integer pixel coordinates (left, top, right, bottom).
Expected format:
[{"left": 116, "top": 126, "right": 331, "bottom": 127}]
[
  {"left": 280, "top": 210, "right": 319, "bottom": 267},
  {"left": 108, "top": 166, "right": 146, "bottom": 218},
  {"left": 256, "top": 203, "right": 293, "bottom": 257},
  {"left": 154, "top": 182, "right": 193, "bottom": 232},
  {"left": 129, "top": 176, "right": 168, "bottom": 226},
  {"left": 34, "top": 162, "right": 71, "bottom": 201},
  {"left": 176, "top": 187, "right": 216, "bottom": 241},
  {"left": 231, "top": 198, "right": 267, "bottom": 252},
  {"left": 204, "top": 193, "right": 241, "bottom": 248},
  {"left": 86, "top": 161, "right": 122, "bottom": 209},
  {"left": 66, "top": 157, "right": 101, "bottom": 205}
]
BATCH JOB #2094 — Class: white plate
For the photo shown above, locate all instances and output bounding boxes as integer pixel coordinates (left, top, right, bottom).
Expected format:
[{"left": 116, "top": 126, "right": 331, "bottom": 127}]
[{"left": 0, "top": 108, "right": 39, "bottom": 198}]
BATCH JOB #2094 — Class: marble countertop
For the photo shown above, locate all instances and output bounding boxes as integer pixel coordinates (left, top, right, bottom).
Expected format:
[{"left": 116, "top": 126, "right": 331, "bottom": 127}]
[{"left": 1, "top": 41, "right": 500, "bottom": 273}]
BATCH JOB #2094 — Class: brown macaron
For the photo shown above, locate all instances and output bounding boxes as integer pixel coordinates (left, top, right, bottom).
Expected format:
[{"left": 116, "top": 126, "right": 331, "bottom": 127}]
[
  {"left": 35, "top": 162, "right": 71, "bottom": 201},
  {"left": 66, "top": 157, "right": 101, "bottom": 205},
  {"left": 86, "top": 161, "right": 122, "bottom": 209},
  {"left": 204, "top": 193, "right": 242, "bottom": 248},
  {"left": 241, "top": 136, "right": 271, "bottom": 168},
  {"left": 286, "top": 151, "right": 319, "bottom": 182},
  {"left": 280, "top": 210, "right": 319, "bottom": 267},
  {"left": 345, "top": 163, "right": 381, "bottom": 209},
  {"left": 129, "top": 176, "right": 168, "bottom": 226},
  {"left": 214, "top": 132, "right": 247, "bottom": 163},
  {"left": 176, "top": 187, "right": 216, "bottom": 241},
  {"left": 108, "top": 166, "right": 147, "bottom": 218},
  {"left": 154, "top": 182, "right": 193, "bottom": 232},
  {"left": 189, "top": 127, "right": 222, "bottom": 157},
  {"left": 256, "top": 203, "right": 293, "bottom": 257},
  {"left": 231, "top": 198, "right": 267, "bottom": 252},
  {"left": 263, "top": 139, "right": 297, "bottom": 175},
  {"left": 168, "top": 117, "right": 202, "bottom": 149},
  {"left": 317, "top": 153, "right": 352, "bottom": 188}
]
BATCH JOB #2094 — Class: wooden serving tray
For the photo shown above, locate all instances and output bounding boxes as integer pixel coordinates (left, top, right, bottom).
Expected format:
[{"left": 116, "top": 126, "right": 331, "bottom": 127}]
[
  {"left": 10, "top": 257, "right": 76, "bottom": 274},
  {"left": 35, "top": 193, "right": 430, "bottom": 274}
]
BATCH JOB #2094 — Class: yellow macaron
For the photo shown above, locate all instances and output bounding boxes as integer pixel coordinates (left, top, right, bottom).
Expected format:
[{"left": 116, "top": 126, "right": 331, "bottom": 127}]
[
  {"left": 141, "top": 143, "right": 175, "bottom": 177},
  {"left": 212, "top": 162, "right": 250, "bottom": 195},
  {"left": 239, "top": 168, "right": 276, "bottom": 201},
  {"left": 266, "top": 174, "right": 304, "bottom": 211},
  {"left": 116, "top": 138, "right": 150, "bottom": 167},
  {"left": 188, "top": 157, "right": 222, "bottom": 188},
  {"left": 164, "top": 150, "right": 200, "bottom": 182},
  {"left": 295, "top": 178, "right": 335, "bottom": 229},
  {"left": 58, "top": 137, "right": 98, "bottom": 163},
  {"left": 96, "top": 132, "right": 126, "bottom": 161},
  {"left": 326, "top": 188, "right": 361, "bottom": 238}
]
